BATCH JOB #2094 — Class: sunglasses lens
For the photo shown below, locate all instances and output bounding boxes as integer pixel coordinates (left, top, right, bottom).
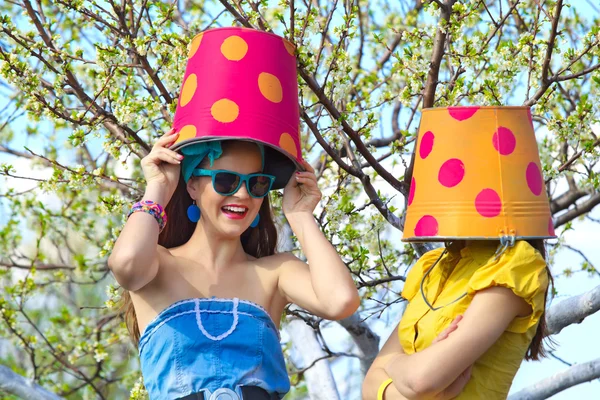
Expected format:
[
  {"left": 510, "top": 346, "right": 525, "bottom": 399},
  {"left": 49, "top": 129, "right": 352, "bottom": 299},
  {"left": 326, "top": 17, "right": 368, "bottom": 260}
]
[
  {"left": 249, "top": 175, "right": 271, "bottom": 197},
  {"left": 214, "top": 172, "right": 240, "bottom": 195}
]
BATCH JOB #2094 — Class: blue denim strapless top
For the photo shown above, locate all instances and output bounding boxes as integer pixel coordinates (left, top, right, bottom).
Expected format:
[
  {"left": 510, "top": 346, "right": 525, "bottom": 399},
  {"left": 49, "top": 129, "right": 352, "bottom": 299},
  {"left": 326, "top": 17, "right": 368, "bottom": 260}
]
[{"left": 138, "top": 297, "right": 290, "bottom": 399}]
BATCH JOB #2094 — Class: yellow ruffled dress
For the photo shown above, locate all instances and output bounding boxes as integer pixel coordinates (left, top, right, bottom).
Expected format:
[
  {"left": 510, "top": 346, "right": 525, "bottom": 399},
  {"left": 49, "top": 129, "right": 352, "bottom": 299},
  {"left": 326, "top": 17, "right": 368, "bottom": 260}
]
[{"left": 381, "top": 240, "right": 549, "bottom": 399}]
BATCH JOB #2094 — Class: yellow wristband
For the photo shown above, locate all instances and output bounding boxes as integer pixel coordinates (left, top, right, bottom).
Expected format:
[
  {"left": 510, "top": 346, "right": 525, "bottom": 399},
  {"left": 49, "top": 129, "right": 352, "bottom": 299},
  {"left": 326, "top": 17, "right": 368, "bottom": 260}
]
[{"left": 377, "top": 378, "right": 394, "bottom": 400}]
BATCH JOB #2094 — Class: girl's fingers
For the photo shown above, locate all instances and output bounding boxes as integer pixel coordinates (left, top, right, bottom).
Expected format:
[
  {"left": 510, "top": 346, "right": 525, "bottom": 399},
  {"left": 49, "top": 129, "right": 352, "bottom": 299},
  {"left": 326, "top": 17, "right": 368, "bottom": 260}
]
[
  {"left": 466, "top": 365, "right": 473, "bottom": 378},
  {"left": 296, "top": 171, "right": 317, "bottom": 182},
  {"left": 295, "top": 175, "right": 318, "bottom": 187},
  {"left": 149, "top": 147, "right": 183, "bottom": 165},
  {"left": 157, "top": 147, "right": 184, "bottom": 161},
  {"left": 447, "top": 315, "right": 463, "bottom": 329},
  {"left": 433, "top": 330, "right": 449, "bottom": 343},
  {"left": 443, "top": 321, "right": 460, "bottom": 335},
  {"left": 460, "top": 365, "right": 473, "bottom": 381},
  {"left": 433, "top": 321, "right": 459, "bottom": 343},
  {"left": 300, "top": 160, "right": 315, "bottom": 173},
  {"left": 441, "top": 326, "right": 456, "bottom": 337},
  {"left": 159, "top": 149, "right": 183, "bottom": 164},
  {"left": 159, "top": 152, "right": 181, "bottom": 165},
  {"left": 155, "top": 130, "right": 179, "bottom": 148},
  {"left": 151, "top": 150, "right": 181, "bottom": 165},
  {"left": 160, "top": 128, "right": 177, "bottom": 138}
]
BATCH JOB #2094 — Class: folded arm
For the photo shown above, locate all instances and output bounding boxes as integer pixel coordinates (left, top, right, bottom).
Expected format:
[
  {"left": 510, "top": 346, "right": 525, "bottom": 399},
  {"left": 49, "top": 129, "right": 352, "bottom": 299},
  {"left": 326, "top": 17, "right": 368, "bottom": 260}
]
[
  {"left": 363, "top": 325, "right": 409, "bottom": 400},
  {"left": 382, "top": 286, "right": 530, "bottom": 398}
]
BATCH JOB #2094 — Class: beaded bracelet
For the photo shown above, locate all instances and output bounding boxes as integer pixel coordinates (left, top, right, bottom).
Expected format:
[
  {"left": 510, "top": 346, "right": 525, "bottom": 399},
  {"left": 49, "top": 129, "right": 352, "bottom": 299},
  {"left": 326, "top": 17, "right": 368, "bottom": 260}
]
[{"left": 127, "top": 200, "right": 167, "bottom": 232}]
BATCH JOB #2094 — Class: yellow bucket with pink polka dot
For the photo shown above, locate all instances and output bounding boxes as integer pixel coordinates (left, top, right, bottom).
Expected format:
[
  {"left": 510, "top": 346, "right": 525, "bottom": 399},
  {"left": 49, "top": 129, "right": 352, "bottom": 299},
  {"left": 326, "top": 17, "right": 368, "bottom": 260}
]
[
  {"left": 402, "top": 106, "right": 556, "bottom": 242},
  {"left": 170, "top": 27, "right": 302, "bottom": 189}
]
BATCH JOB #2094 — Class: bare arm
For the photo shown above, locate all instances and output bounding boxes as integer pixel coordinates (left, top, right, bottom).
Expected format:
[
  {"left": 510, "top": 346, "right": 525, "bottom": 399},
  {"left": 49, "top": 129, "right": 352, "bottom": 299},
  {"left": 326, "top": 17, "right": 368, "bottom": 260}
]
[
  {"left": 277, "top": 215, "right": 360, "bottom": 319},
  {"left": 277, "top": 161, "right": 360, "bottom": 320},
  {"left": 108, "top": 185, "right": 165, "bottom": 291},
  {"left": 384, "top": 287, "right": 530, "bottom": 398},
  {"left": 108, "top": 130, "right": 182, "bottom": 291},
  {"left": 363, "top": 319, "right": 466, "bottom": 400},
  {"left": 363, "top": 326, "right": 409, "bottom": 400}
]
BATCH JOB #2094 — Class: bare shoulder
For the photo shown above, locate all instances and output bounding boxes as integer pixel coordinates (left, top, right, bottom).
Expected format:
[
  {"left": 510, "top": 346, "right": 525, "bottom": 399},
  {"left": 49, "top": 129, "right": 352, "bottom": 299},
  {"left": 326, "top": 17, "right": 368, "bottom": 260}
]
[
  {"left": 156, "top": 244, "right": 179, "bottom": 265},
  {"left": 157, "top": 244, "right": 171, "bottom": 256},
  {"left": 254, "top": 252, "right": 304, "bottom": 270}
]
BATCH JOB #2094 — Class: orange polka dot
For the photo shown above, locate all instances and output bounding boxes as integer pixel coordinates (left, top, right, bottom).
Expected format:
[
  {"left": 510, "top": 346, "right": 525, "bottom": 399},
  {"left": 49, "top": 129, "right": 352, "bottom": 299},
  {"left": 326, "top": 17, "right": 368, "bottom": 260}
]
[
  {"left": 258, "top": 73, "right": 283, "bottom": 103},
  {"left": 283, "top": 39, "right": 295, "bottom": 56},
  {"left": 221, "top": 36, "right": 248, "bottom": 61},
  {"left": 176, "top": 125, "right": 197, "bottom": 142},
  {"left": 180, "top": 74, "right": 197, "bottom": 107},
  {"left": 211, "top": 99, "right": 239, "bottom": 123},
  {"left": 188, "top": 33, "right": 203, "bottom": 59},
  {"left": 279, "top": 133, "right": 298, "bottom": 158}
]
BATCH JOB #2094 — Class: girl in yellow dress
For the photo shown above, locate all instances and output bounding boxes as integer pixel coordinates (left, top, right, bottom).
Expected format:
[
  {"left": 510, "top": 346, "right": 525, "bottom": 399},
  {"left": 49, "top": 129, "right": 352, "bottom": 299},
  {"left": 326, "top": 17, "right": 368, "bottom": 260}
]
[{"left": 363, "top": 106, "right": 555, "bottom": 399}]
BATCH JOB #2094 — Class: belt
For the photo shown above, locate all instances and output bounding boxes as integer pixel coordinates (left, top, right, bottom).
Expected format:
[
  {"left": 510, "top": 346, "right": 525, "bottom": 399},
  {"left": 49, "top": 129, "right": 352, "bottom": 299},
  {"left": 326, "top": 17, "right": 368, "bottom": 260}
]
[{"left": 177, "top": 386, "right": 278, "bottom": 400}]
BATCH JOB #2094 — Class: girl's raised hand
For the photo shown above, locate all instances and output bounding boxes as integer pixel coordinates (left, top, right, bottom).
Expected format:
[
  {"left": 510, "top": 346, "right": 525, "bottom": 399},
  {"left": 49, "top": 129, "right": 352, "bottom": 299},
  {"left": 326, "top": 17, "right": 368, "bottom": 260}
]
[
  {"left": 282, "top": 160, "right": 322, "bottom": 216},
  {"left": 140, "top": 129, "right": 183, "bottom": 201}
]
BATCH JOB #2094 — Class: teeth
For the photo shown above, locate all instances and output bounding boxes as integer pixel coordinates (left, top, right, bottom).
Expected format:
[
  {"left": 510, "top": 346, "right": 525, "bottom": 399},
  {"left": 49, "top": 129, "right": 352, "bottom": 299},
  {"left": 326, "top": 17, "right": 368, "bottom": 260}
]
[{"left": 223, "top": 206, "right": 246, "bottom": 213}]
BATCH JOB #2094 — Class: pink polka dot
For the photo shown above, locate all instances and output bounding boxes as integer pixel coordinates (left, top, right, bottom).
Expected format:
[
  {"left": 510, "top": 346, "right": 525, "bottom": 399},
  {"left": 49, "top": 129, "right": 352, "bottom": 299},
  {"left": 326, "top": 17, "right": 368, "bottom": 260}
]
[
  {"left": 408, "top": 177, "right": 416, "bottom": 206},
  {"left": 548, "top": 217, "right": 555, "bottom": 236},
  {"left": 414, "top": 215, "right": 438, "bottom": 237},
  {"left": 448, "top": 106, "right": 480, "bottom": 121},
  {"left": 438, "top": 159, "right": 465, "bottom": 187},
  {"left": 526, "top": 162, "right": 543, "bottom": 196},
  {"left": 492, "top": 127, "right": 516, "bottom": 155},
  {"left": 419, "top": 131, "right": 434, "bottom": 159},
  {"left": 475, "top": 189, "right": 502, "bottom": 218}
]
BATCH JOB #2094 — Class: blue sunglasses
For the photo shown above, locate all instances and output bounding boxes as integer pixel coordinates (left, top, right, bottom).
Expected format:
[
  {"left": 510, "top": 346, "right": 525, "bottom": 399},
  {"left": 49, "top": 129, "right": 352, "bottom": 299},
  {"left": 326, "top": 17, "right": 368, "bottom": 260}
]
[{"left": 192, "top": 169, "right": 275, "bottom": 198}]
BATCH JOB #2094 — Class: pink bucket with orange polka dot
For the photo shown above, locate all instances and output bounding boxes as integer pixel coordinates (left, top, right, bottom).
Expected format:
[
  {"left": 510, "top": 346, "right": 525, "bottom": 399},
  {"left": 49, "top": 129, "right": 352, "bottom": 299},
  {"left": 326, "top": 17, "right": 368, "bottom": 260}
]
[
  {"left": 402, "top": 106, "right": 556, "bottom": 242},
  {"left": 170, "top": 27, "right": 302, "bottom": 189}
]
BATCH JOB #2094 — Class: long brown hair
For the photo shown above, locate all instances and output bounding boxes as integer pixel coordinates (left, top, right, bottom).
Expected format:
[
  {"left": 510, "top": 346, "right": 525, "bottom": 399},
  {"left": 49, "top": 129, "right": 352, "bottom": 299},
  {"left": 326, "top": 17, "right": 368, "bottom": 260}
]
[
  {"left": 446, "top": 239, "right": 553, "bottom": 360},
  {"left": 525, "top": 238, "right": 554, "bottom": 361},
  {"left": 119, "top": 143, "right": 279, "bottom": 345}
]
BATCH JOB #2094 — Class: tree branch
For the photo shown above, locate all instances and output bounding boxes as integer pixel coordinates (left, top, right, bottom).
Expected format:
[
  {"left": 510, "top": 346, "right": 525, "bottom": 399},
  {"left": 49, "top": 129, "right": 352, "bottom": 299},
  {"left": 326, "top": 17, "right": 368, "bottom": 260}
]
[
  {"left": 546, "top": 284, "right": 600, "bottom": 336},
  {"left": 554, "top": 192, "right": 600, "bottom": 228},
  {"left": 422, "top": 0, "right": 456, "bottom": 108},
  {"left": 523, "top": 0, "right": 564, "bottom": 106},
  {"left": 338, "top": 313, "right": 381, "bottom": 375},
  {"left": 0, "top": 365, "right": 64, "bottom": 400},
  {"left": 298, "top": 68, "right": 407, "bottom": 195},
  {"left": 287, "top": 317, "right": 340, "bottom": 398},
  {"left": 550, "top": 187, "right": 588, "bottom": 214},
  {"left": 21, "top": 0, "right": 150, "bottom": 155},
  {"left": 556, "top": 136, "right": 600, "bottom": 175},
  {"left": 508, "top": 357, "right": 600, "bottom": 400}
]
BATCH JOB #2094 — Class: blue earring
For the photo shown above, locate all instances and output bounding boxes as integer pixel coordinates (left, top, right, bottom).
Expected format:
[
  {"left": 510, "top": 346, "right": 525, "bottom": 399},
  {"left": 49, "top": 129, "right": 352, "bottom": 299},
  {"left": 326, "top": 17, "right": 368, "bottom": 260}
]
[
  {"left": 250, "top": 214, "right": 260, "bottom": 228},
  {"left": 187, "top": 201, "right": 200, "bottom": 223}
]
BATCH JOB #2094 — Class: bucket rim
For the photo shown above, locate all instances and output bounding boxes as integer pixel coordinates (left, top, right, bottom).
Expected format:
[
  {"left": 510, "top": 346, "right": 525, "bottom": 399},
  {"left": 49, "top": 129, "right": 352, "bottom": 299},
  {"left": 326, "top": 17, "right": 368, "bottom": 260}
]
[
  {"left": 402, "top": 234, "right": 557, "bottom": 242},
  {"left": 421, "top": 105, "right": 530, "bottom": 112},
  {"left": 189, "top": 27, "right": 295, "bottom": 51}
]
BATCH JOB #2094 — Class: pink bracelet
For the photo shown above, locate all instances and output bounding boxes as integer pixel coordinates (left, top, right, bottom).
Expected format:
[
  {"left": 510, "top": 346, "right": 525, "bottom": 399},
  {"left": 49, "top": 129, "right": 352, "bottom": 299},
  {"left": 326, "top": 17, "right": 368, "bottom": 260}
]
[{"left": 127, "top": 200, "right": 167, "bottom": 232}]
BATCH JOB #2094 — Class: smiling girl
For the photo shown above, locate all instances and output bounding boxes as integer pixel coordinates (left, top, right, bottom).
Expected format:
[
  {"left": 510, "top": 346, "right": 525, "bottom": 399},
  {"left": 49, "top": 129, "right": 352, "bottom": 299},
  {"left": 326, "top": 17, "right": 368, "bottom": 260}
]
[{"left": 107, "top": 27, "right": 359, "bottom": 400}]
